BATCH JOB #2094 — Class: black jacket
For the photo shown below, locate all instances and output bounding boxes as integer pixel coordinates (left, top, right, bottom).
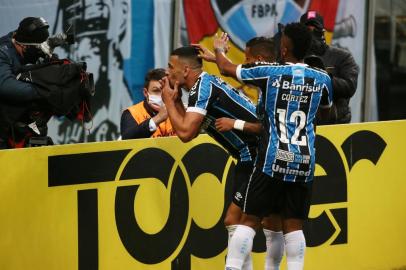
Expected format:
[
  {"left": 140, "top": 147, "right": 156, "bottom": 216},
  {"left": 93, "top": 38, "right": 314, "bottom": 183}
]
[
  {"left": 319, "top": 46, "right": 359, "bottom": 124},
  {"left": 0, "top": 32, "right": 40, "bottom": 103},
  {"left": 120, "top": 101, "right": 156, "bottom": 139}
]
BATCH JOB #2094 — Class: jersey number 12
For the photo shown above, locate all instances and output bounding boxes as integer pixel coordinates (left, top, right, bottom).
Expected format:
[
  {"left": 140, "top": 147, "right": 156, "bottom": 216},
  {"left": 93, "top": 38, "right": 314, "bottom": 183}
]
[{"left": 277, "top": 108, "right": 307, "bottom": 146}]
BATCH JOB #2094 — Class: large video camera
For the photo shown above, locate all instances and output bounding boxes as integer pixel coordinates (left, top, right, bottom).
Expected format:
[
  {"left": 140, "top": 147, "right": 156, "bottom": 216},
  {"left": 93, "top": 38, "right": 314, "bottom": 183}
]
[
  {"left": 39, "top": 29, "right": 75, "bottom": 58},
  {"left": 11, "top": 29, "right": 95, "bottom": 148}
]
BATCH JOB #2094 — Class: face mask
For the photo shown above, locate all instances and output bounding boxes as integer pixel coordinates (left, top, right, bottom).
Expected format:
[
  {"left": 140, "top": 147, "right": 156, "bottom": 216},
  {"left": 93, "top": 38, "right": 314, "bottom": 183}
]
[
  {"left": 23, "top": 46, "right": 45, "bottom": 64},
  {"left": 309, "top": 29, "right": 328, "bottom": 56},
  {"left": 148, "top": 94, "right": 163, "bottom": 107}
]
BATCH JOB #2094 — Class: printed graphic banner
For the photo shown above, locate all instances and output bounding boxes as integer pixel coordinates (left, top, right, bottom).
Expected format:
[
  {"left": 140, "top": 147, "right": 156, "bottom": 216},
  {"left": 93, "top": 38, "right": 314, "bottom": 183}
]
[
  {"left": 0, "top": 0, "right": 173, "bottom": 144},
  {"left": 0, "top": 0, "right": 368, "bottom": 145},
  {"left": 181, "top": 0, "right": 366, "bottom": 121},
  {"left": 0, "top": 120, "right": 405, "bottom": 270}
]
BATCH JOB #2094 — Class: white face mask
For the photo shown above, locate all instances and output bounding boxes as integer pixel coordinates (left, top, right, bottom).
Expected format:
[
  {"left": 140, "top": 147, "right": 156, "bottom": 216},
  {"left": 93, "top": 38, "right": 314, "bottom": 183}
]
[{"left": 148, "top": 94, "right": 163, "bottom": 107}]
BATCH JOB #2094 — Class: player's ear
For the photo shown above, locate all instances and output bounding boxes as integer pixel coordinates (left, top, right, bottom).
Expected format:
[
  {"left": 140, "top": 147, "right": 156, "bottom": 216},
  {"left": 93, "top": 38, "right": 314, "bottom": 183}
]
[{"left": 183, "top": 65, "right": 190, "bottom": 77}]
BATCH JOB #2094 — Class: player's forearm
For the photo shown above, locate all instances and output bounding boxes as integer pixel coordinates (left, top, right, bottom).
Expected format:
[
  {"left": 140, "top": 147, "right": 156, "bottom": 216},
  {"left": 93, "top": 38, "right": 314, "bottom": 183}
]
[
  {"left": 233, "top": 119, "right": 262, "bottom": 134},
  {"left": 165, "top": 100, "right": 195, "bottom": 142},
  {"left": 174, "top": 98, "right": 186, "bottom": 117},
  {"left": 214, "top": 49, "right": 237, "bottom": 78},
  {"left": 242, "top": 122, "right": 263, "bottom": 134}
]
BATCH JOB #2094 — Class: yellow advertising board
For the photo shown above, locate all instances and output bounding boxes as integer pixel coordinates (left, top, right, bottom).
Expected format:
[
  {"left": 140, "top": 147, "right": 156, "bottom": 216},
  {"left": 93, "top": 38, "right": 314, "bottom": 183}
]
[{"left": 0, "top": 120, "right": 405, "bottom": 270}]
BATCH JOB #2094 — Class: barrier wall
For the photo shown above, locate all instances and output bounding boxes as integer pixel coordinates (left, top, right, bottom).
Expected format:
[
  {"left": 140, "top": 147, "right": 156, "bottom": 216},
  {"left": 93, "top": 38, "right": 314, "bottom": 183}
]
[{"left": 0, "top": 120, "right": 405, "bottom": 270}]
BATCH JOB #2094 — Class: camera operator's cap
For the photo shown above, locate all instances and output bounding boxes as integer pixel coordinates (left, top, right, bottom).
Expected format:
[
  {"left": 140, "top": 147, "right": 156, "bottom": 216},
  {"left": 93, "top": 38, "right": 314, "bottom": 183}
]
[
  {"left": 300, "top": 11, "right": 324, "bottom": 31},
  {"left": 15, "top": 17, "right": 49, "bottom": 44}
]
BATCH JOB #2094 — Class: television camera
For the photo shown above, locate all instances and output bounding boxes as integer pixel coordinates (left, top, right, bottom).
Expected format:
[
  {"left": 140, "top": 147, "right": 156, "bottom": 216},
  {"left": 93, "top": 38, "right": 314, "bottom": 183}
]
[{"left": 11, "top": 28, "right": 95, "bottom": 148}]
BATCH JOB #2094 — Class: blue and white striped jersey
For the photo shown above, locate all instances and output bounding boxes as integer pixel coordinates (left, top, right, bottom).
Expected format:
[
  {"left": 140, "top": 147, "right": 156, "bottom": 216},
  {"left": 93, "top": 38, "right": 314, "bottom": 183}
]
[
  {"left": 237, "top": 62, "right": 333, "bottom": 182},
  {"left": 186, "top": 72, "right": 259, "bottom": 162}
]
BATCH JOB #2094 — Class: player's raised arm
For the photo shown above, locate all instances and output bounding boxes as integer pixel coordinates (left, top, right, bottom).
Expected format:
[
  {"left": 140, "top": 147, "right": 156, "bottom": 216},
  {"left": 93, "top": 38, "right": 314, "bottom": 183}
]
[{"left": 213, "top": 32, "right": 238, "bottom": 79}]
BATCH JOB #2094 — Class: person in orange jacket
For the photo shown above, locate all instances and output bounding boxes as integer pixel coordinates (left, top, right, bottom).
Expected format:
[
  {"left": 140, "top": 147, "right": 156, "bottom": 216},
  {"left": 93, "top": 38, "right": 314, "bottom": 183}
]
[{"left": 120, "top": 68, "right": 176, "bottom": 139}]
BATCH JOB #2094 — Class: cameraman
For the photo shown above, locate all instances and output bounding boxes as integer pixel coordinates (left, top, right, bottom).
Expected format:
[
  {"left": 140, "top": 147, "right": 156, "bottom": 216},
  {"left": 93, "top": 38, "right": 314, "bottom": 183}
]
[
  {"left": 0, "top": 17, "right": 49, "bottom": 148},
  {"left": 301, "top": 11, "right": 359, "bottom": 124}
]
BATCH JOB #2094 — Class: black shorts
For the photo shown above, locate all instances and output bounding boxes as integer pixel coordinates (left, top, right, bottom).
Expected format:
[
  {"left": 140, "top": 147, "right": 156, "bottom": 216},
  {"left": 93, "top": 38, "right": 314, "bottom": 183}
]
[
  {"left": 241, "top": 168, "right": 313, "bottom": 219},
  {"left": 232, "top": 160, "right": 254, "bottom": 208}
]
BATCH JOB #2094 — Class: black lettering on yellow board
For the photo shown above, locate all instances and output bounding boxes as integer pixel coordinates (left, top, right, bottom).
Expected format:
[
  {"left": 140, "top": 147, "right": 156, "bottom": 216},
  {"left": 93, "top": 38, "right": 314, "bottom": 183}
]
[
  {"left": 78, "top": 189, "right": 98, "bottom": 270},
  {"left": 304, "top": 131, "right": 386, "bottom": 247},
  {"left": 48, "top": 131, "right": 386, "bottom": 270},
  {"left": 48, "top": 150, "right": 131, "bottom": 186},
  {"left": 116, "top": 148, "right": 189, "bottom": 264},
  {"left": 341, "top": 130, "right": 387, "bottom": 170}
]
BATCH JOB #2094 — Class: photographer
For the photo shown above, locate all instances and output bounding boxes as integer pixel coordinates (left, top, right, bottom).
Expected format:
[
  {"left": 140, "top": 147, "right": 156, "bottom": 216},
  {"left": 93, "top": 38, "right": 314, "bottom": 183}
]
[
  {"left": 301, "top": 11, "right": 359, "bottom": 124},
  {"left": 0, "top": 17, "right": 49, "bottom": 148},
  {"left": 0, "top": 17, "right": 94, "bottom": 149}
]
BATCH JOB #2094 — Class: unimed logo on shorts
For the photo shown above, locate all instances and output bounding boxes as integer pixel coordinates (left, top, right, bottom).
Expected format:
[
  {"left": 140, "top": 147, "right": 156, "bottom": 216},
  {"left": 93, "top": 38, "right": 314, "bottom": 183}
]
[{"left": 47, "top": 131, "right": 386, "bottom": 270}]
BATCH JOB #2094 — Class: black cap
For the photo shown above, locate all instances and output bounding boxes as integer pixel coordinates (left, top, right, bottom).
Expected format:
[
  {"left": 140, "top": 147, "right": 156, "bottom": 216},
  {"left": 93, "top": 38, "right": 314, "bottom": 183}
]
[
  {"left": 15, "top": 17, "right": 49, "bottom": 44},
  {"left": 300, "top": 11, "right": 324, "bottom": 31}
]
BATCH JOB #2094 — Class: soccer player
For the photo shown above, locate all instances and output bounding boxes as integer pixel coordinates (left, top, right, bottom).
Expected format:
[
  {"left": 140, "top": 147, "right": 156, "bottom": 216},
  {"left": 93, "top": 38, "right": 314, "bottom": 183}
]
[
  {"left": 161, "top": 46, "right": 259, "bottom": 270},
  {"left": 196, "top": 37, "right": 286, "bottom": 270},
  {"left": 212, "top": 23, "right": 333, "bottom": 270}
]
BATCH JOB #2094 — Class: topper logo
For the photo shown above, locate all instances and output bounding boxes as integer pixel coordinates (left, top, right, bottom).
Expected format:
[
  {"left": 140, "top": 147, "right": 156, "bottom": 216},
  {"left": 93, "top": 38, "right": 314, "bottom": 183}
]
[
  {"left": 49, "top": 143, "right": 234, "bottom": 270},
  {"left": 48, "top": 131, "right": 386, "bottom": 269}
]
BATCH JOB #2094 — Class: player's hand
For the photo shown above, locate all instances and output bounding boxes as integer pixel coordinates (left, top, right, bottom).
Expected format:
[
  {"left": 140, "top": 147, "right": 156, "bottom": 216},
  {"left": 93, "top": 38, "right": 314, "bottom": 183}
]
[
  {"left": 149, "top": 102, "right": 161, "bottom": 112},
  {"left": 161, "top": 77, "right": 179, "bottom": 104},
  {"left": 213, "top": 32, "right": 230, "bottom": 53},
  {"left": 215, "top": 117, "right": 235, "bottom": 132},
  {"left": 154, "top": 104, "right": 168, "bottom": 124},
  {"left": 191, "top": 43, "right": 216, "bottom": 62}
]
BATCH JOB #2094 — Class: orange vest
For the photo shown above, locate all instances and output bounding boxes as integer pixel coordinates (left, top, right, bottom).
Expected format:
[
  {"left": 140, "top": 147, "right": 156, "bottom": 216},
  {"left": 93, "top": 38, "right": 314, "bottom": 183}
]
[{"left": 127, "top": 102, "right": 176, "bottom": 138}]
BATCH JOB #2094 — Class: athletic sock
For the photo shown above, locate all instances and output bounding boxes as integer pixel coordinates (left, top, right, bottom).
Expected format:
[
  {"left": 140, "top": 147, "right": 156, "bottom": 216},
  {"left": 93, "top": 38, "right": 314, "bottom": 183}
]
[
  {"left": 226, "top": 225, "right": 253, "bottom": 270},
  {"left": 241, "top": 251, "right": 253, "bottom": 270},
  {"left": 225, "top": 225, "right": 256, "bottom": 270},
  {"left": 284, "top": 230, "right": 306, "bottom": 270},
  {"left": 227, "top": 225, "right": 238, "bottom": 245},
  {"left": 263, "top": 229, "right": 284, "bottom": 270}
]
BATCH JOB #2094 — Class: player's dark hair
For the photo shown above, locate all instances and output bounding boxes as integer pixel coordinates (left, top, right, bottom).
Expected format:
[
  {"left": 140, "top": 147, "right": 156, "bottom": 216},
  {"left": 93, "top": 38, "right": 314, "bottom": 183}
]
[
  {"left": 283, "top": 22, "right": 312, "bottom": 60},
  {"left": 144, "top": 68, "right": 166, "bottom": 88},
  {"left": 246, "top": 36, "right": 276, "bottom": 62},
  {"left": 171, "top": 46, "right": 203, "bottom": 68}
]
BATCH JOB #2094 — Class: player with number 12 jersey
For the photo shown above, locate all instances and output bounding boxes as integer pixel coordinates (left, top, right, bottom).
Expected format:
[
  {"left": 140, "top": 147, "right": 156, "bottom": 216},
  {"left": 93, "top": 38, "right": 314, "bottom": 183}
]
[{"left": 236, "top": 62, "right": 332, "bottom": 182}]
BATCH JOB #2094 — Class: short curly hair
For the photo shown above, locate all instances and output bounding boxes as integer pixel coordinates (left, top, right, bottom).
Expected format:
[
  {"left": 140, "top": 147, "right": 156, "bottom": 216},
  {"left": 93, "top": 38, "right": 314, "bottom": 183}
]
[{"left": 283, "top": 22, "right": 312, "bottom": 60}]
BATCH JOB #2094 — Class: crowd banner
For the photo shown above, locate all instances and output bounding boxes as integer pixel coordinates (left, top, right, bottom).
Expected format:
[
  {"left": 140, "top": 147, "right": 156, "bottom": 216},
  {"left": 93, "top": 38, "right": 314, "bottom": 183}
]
[
  {"left": 181, "top": 0, "right": 366, "bottom": 121},
  {"left": 0, "top": 0, "right": 174, "bottom": 144},
  {"left": 0, "top": 0, "right": 369, "bottom": 144},
  {"left": 0, "top": 120, "right": 405, "bottom": 270}
]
